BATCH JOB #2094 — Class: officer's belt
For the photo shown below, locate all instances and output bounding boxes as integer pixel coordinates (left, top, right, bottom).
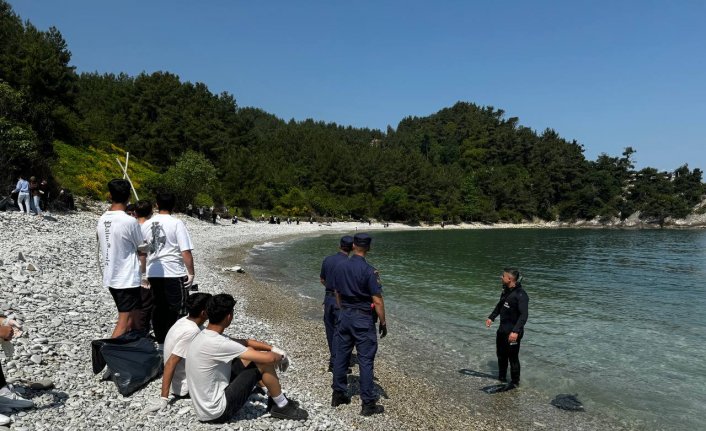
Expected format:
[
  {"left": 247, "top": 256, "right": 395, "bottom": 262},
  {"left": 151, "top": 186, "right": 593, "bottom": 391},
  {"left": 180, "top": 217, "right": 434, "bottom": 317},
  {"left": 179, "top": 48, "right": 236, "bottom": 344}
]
[
  {"left": 338, "top": 295, "right": 372, "bottom": 304},
  {"left": 324, "top": 291, "right": 335, "bottom": 297},
  {"left": 340, "top": 305, "right": 372, "bottom": 315}
]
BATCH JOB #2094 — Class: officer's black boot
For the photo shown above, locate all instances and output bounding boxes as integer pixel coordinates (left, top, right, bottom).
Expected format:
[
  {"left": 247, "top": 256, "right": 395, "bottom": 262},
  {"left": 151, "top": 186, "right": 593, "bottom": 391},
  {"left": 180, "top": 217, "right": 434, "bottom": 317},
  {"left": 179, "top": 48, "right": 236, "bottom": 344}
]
[
  {"left": 360, "top": 401, "right": 384, "bottom": 416},
  {"left": 331, "top": 391, "right": 351, "bottom": 407}
]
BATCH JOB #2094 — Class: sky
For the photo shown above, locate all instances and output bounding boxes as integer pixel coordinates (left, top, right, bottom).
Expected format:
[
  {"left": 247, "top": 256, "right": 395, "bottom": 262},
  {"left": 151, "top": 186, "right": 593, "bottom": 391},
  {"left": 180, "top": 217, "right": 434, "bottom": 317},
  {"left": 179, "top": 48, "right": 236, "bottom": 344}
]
[{"left": 9, "top": 0, "right": 706, "bottom": 172}]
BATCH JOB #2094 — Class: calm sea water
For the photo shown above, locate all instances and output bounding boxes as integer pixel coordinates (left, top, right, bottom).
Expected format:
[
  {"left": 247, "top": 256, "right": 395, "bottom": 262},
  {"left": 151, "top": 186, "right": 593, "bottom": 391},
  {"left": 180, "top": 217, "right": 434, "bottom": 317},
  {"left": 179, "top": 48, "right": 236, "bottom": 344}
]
[{"left": 245, "top": 229, "right": 706, "bottom": 430}]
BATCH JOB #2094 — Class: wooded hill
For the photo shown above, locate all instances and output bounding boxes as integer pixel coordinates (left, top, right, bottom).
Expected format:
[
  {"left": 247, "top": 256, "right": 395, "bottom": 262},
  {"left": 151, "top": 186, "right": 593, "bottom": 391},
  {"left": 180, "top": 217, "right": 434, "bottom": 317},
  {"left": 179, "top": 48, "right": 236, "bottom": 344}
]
[{"left": 1, "top": 1, "right": 704, "bottom": 224}]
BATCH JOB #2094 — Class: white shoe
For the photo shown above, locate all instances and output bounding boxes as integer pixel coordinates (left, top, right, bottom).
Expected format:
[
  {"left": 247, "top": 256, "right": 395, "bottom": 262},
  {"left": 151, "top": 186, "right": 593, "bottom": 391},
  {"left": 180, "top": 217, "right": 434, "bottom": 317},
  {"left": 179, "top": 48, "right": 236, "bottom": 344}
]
[
  {"left": 0, "top": 412, "right": 10, "bottom": 426},
  {"left": 0, "top": 385, "right": 34, "bottom": 409}
]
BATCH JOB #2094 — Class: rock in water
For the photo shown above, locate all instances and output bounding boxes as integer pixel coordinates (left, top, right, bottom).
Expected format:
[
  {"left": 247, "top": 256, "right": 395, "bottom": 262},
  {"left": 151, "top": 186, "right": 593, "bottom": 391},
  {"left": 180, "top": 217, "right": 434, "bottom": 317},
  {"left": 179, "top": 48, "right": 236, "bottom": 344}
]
[{"left": 550, "top": 394, "right": 585, "bottom": 411}]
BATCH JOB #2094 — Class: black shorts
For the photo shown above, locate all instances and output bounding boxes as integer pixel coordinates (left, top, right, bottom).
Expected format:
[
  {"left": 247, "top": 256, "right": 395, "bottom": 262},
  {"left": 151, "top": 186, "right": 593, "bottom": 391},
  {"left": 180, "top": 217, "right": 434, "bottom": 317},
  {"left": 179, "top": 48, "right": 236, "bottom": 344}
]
[
  {"left": 210, "top": 360, "right": 262, "bottom": 423},
  {"left": 109, "top": 287, "right": 141, "bottom": 312}
]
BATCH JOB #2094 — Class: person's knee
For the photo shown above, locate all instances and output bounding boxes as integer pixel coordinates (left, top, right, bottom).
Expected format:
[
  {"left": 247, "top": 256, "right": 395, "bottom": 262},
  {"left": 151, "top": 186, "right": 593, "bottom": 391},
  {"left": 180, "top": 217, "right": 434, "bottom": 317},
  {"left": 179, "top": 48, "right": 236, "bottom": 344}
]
[{"left": 255, "top": 362, "right": 277, "bottom": 375}]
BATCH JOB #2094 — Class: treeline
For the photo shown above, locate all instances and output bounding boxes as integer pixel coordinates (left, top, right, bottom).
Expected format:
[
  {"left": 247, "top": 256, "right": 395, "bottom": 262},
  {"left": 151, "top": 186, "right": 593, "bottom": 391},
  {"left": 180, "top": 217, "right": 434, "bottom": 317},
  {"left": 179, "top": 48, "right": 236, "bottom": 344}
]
[{"left": 1, "top": 1, "right": 704, "bottom": 224}]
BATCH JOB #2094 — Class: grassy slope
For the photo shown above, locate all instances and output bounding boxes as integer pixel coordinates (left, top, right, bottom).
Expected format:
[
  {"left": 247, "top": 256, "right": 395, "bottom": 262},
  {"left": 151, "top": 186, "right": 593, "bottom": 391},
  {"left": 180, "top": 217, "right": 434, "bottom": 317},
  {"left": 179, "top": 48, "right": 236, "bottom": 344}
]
[{"left": 52, "top": 141, "right": 159, "bottom": 199}]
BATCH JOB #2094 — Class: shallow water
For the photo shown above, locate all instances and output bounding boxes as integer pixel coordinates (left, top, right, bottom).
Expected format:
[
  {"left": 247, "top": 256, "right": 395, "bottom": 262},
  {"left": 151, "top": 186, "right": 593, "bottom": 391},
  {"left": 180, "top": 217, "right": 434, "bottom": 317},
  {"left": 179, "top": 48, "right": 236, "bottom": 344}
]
[{"left": 246, "top": 228, "right": 706, "bottom": 430}]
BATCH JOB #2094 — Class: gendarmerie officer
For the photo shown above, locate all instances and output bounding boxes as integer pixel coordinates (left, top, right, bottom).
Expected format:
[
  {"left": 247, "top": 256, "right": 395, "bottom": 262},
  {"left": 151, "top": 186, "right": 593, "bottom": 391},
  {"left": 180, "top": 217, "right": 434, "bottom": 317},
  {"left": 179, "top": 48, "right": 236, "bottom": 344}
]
[
  {"left": 486, "top": 268, "right": 529, "bottom": 390},
  {"left": 319, "top": 235, "right": 353, "bottom": 372},
  {"left": 330, "top": 233, "right": 386, "bottom": 416}
]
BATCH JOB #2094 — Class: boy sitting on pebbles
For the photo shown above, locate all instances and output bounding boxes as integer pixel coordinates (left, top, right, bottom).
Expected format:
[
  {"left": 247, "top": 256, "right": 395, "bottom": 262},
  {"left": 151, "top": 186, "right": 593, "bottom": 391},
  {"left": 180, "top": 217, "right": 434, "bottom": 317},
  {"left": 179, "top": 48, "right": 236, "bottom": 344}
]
[{"left": 186, "top": 294, "right": 308, "bottom": 423}]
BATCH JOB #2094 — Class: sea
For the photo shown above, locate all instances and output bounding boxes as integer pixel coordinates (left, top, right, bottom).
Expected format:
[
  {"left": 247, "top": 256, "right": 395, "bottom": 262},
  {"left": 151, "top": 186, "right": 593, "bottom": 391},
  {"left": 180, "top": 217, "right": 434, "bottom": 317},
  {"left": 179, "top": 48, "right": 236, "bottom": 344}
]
[{"left": 245, "top": 228, "right": 706, "bottom": 430}]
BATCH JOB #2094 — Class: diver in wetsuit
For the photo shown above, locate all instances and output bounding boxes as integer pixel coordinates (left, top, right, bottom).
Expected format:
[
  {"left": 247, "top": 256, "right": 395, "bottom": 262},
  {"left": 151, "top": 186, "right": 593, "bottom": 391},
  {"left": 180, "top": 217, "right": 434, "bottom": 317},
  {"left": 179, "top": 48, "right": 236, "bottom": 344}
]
[{"left": 486, "top": 268, "right": 529, "bottom": 389}]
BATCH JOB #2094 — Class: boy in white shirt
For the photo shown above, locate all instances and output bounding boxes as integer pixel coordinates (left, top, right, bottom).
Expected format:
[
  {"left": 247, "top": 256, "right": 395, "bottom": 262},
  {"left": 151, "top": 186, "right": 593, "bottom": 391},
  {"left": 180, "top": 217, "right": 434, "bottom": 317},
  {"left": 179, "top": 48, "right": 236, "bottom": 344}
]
[
  {"left": 96, "top": 179, "right": 147, "bottom": 338},
  {"left": 141, "top": 192, "right": 195, "bottom": 345},
  {"left": 147, "top": 292, "right": 212, "bottom": 412},
  {"left": 186, "top": 294, "right": 308, "bottom": 423}
]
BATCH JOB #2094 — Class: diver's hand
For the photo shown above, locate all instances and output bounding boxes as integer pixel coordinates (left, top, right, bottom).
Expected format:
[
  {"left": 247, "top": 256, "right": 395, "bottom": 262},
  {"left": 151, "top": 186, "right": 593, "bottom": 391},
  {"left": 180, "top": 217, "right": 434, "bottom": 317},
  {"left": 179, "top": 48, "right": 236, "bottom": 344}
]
[
  {"left": 508, "top": 332, "right": 519, "bottom": 343},
  {"left": 485, "top": 319, "right": 493, "bottom": 328}
]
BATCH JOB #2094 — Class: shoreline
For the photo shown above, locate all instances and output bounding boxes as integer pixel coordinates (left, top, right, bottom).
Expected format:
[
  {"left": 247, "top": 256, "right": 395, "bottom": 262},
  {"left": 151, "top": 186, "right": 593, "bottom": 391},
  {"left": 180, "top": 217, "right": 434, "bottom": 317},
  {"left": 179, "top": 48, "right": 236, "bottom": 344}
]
[
  {"left": 0, "top": 209, "right": 640, "bottom": 430},
  {"left": 203, "top": 220, "right": 628, "bottom": 430}
]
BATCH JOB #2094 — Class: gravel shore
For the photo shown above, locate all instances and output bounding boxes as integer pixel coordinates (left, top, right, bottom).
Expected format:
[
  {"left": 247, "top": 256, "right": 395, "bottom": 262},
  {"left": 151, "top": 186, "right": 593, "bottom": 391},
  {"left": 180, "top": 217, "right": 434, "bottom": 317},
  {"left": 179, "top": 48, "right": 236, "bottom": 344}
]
[{"left": 0, "top": 208, "right": 629, "bottom": 430}]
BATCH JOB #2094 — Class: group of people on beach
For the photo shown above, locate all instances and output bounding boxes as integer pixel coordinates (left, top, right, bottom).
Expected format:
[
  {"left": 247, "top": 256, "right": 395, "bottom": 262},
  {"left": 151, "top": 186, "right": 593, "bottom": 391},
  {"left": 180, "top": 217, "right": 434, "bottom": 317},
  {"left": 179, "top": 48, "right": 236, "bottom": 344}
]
[
  {"left": 96, "top": 179, "right": 307, "bottom": 422},
  {"left": 1, "top": 176, "right": 530, "bottom": 426},
  {"left": 318, "top": 234, "right": 529, "bottom": 411},
  {"left": 10, "top": 174, "right": 48, "bottom": 216}
]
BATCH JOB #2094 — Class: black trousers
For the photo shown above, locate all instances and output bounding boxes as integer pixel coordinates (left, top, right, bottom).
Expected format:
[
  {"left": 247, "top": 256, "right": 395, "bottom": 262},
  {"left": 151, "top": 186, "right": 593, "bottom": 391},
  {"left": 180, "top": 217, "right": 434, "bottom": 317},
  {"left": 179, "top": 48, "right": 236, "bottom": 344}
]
[
  {"left": 0, "top": 362, "right": 6, "bottom": 388},
  {"left": 209, "top": 360, "right": 262, "bottom": 423},
  {"left": 149, "top": 277, "right": 187, "bottom": 344},
  {"left": 496, "top": 330, "right": 523, "bottom": 384}
]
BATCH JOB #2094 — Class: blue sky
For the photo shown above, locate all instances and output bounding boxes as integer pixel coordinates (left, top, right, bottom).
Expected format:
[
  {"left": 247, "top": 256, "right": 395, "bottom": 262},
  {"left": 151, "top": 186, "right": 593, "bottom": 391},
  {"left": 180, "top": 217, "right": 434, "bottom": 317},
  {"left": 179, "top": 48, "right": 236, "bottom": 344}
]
[{"left": 10, "top": 0, "right": 705, "bottom": 172}]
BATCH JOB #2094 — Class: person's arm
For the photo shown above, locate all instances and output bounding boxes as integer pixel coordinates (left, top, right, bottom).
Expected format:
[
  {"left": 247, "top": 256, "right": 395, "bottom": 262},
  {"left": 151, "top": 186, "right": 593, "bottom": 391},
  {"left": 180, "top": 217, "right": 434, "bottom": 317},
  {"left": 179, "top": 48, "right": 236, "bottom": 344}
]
[
  {"left": 239, "top": 346, "right": 282, "bottom": 365},
  {"left": 232, "top": 338, "right": 272, "bottom": 352},
  {"left": 0, "top": 326, "right": 13, "bottom": 341},
  {"left": 139, "top": 252, "right": 147, "bottom": 275},
  {"left": 486, "top": 293, "right": 504, "bottom": 327},
  {"left": 510, "top": 291, "right": 529, "bottom": 339},
  {"left": 177, "top": 222, "right": 195, "bottom": 284},
  {"left": 372, "top": 294, "right": 386, "bottom": 325},
  {"left": 372, "top": 294, "right": 387, "bottom": 338},
  {"left": 181, "top": 250, "right": 194, "bottom": 277},
  {"left": 160, "top": 354, "right": 182, "bottom": 398}
]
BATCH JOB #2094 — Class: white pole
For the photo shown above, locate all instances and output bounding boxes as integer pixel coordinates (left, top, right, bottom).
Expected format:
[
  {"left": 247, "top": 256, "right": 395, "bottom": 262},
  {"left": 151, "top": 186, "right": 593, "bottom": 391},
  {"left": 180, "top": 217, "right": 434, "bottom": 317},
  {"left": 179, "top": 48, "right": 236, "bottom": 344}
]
[
  {"left": 123, "top": 152, "right": 130, "bottom": 179},
  {"left": 116, "top": 157, "right": 139, "bottom": 201}
]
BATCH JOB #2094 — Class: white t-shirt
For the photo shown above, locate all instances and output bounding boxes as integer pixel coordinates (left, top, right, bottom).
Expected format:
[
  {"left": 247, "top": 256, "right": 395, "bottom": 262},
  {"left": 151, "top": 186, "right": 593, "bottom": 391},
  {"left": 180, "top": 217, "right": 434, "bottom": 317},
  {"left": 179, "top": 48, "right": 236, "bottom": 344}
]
[
  {"left": 96, "top": 210, "right": 143, "bottom": 289},
  {"left": 186, "top": 329, "right": 247, "bottom": 421},
  {"left": 141, "top": 214, "right": 194, "bottom": 278},
  {"left": 163, "top": 316, "right": 202, "bottom": 396}
]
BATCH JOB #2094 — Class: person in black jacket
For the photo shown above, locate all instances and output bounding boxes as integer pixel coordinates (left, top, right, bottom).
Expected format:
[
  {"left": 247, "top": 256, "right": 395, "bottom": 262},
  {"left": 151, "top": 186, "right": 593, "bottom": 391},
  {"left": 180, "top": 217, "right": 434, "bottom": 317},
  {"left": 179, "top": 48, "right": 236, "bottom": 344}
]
[{"left": 486, "top": 268, "right": 529, "bottom": 389}]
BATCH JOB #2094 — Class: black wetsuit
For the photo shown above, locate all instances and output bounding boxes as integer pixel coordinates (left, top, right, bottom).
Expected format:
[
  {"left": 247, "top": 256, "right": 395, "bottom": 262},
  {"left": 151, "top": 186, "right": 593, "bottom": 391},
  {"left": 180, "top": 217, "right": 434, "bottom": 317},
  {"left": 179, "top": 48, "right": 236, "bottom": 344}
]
[{"left": 488, "top": 285, "right": 529, "bottom": 384}]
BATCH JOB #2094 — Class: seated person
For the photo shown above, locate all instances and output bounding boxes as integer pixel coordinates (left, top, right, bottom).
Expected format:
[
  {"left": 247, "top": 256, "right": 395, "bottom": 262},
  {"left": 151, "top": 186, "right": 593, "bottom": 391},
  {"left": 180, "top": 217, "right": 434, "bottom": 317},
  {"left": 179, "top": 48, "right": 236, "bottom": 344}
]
[
  {"left": 0, "top": 320, "right": 34, "bottom": 426},
  {"left": 186, "top": 294, "right": 307, "bottom": 423},
  {"left": 147, "top": 292, "right": 212, "bottom": 412}
]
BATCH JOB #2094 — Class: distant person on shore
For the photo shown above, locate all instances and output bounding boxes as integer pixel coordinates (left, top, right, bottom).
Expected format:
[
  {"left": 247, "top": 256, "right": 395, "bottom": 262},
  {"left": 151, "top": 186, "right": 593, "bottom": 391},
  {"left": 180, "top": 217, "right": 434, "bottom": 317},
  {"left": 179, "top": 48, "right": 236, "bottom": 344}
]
[
  {"left": 39, "top": 179, "right": 48, "bottom": 210},
  {"left": 198, "top": 206, "right": 204, "bottom": 220},
  {"left": 212, "top": 210, "right": 218, "bottom": 225},
  {"left": 96, "top": 179, "right": 147, "bottom": 338},
  {"left": 186, "top": 294, "right": 308, "bottom": 422},
  {"left": 12, "top": 175, "right": 30, "bottom": 214},
  {"left": 147, "top": 292, "right": 212, "bottom": 413},
  {"left": 330, "top": 233, "right": 386, "bottom": 416},
  {"left": 486, "top": 268, "right": 529, "bottom": 390},
  {"left": 29, "top": 176, "right": 41, "bottom": 215},
  {"left": 134, "top": 199, "right": 155, "bottom": 333},
  {"left": 319, "top": 235, "right": 353, "bottom": 372},
  {"left": 141, "top": 192, "right": 195, "bottom": 348}
]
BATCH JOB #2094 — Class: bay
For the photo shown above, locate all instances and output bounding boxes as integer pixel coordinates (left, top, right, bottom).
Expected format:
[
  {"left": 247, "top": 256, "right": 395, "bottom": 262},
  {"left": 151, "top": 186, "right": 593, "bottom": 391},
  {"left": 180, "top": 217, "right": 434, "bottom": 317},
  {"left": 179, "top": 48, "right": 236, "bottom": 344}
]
[{"left": 246, "top": 228, "right": 706, "bottom": 430}]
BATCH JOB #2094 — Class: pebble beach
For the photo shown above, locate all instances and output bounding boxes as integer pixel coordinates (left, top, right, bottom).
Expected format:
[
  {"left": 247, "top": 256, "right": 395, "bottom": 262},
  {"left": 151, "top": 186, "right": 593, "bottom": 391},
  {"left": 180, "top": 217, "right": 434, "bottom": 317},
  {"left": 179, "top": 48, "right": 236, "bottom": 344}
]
[{"left": 0, "top": 206, "right": 632, "bottom": 430}]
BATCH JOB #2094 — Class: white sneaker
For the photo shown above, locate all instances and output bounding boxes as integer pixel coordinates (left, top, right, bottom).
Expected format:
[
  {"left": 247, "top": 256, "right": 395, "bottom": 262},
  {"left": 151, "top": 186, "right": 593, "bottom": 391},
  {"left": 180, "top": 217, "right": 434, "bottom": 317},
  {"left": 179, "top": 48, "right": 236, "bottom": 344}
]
[
  {"left": 0, "top": 412, "right": 10, "bottom": 426},
  {"left": 0, "top": 385, "right": 34, "bottom": 409}
]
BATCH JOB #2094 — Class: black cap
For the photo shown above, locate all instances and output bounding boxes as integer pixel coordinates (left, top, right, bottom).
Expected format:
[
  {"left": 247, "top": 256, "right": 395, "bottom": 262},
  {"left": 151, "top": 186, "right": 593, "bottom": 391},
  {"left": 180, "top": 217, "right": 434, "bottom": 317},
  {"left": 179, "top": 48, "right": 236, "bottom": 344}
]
[
  {"left": 353, "top": 233, "right": 372, "bottom": 248},
  {"left": 340, "top": 235, "right": 354, "bottom": 248}
]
